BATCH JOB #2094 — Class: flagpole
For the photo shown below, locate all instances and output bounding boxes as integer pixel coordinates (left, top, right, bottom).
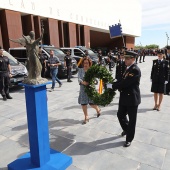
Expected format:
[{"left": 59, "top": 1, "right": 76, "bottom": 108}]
[{"left": 119, "top": 20, "right": 125, "bottom": 47}]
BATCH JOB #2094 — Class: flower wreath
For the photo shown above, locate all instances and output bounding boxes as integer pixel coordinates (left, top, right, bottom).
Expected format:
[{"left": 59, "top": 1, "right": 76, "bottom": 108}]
[{"left": 84, "top": 65, "right": 116, "bottom": 106}]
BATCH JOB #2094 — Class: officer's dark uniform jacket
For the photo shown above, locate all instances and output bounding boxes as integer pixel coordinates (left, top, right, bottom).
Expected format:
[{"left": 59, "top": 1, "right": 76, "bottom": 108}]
[
  {"left": 113, "top": 63, "right": 141, "bottom": 106},
  {"left": 115, "top": 60, "right": 126, "bottom": 81},
  {"left": 64, "top": 55, "right": 72, "bottom": 67},
  {"left": 0, "top": 55, "right": 9, "bottom": 73},
  {"left": 151, "top": 59, "right": 169, "bottom": 93},
  {"left": 98, "top": 53, "right": 103, "bottom": 64},
  {"left": 0, "top": 55, "right": 10, "bottom": 96}
]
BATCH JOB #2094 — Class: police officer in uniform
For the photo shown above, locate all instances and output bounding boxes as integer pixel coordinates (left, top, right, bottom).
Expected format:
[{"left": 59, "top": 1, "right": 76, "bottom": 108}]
[
  {"left": 151, "top": 49, "right": 169, "bottom": 110},
  {"left": 165, "top": 46, "right": 170, "bottom": 95},
  {"left": 115, "top": 52, "right": 126, "bottom": 81},
  {"left": 0, "top": 47, "right": 13, "bottom": 101},
  {"left": 64, "top": 50, "right": 73, "bottom": 82},
  {"left": 97, "top": 49, "right": 103, "bottom": 66},
  {"left": 107, "top": 50, "right": 113, "bottom": 71},
  {"left": 107, "top": 51, "right": 141, "bottom": 147}
]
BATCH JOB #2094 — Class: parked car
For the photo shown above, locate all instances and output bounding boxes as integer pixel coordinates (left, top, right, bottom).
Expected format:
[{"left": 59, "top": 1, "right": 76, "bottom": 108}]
[
  {"left": 2, "top": 50, "right": 27, "bottom": 86},
  {"left": 8, "top": 46, "right": 78, "bottom": 78},
  {"left": 60, "top": 46, "right": 98, "bottom": 67}
]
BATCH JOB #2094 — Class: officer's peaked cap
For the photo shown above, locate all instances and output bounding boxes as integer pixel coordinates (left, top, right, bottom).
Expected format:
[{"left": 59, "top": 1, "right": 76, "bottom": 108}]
[{"left": 124, "top": 50, "right": 138, "bottom": 58}]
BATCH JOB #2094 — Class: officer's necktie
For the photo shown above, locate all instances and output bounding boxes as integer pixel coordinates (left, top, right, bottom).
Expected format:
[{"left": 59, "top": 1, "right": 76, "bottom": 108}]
[{"left": 158, "top": 60, "right": 161, "bottom": 64}]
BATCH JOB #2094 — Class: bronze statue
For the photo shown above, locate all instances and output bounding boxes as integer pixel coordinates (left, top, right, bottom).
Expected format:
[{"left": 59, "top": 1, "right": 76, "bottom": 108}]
[{"left": 9, "top": 29, "right": 48, "bottom": 85}]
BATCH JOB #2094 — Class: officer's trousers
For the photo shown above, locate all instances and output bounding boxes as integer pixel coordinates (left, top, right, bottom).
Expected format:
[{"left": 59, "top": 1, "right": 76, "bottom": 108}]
[
  {"left": 0, "top": 73, "right": 10, "bottom": 96},
  {"left": 117, "top": 105, "right": 138, "bottom": 142},
  {"left": 66, "top": 66, "right": 72, "bottom": 81}
]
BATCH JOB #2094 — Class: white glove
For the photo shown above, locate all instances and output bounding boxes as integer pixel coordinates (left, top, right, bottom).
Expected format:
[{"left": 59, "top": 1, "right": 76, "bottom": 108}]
[
  {"left": 164, "top": 81, "right": 168, "bottom": 85},
  {"left": 106, "top": 83, "right": 112, "bottom": 89},
  {"left": 150, "top": 79, "right": 152, "bottom": 82}
]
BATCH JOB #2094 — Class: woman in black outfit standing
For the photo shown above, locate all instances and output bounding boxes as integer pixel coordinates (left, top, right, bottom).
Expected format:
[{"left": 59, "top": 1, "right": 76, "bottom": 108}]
[{"left": 150, "top": 49, "right": 169, "bottom": 111}]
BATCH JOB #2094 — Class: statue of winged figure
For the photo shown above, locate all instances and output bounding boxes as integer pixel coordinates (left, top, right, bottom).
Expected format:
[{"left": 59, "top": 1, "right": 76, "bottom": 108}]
[{"left": 9, "top": 29, "right": 48, "bottom": 85}]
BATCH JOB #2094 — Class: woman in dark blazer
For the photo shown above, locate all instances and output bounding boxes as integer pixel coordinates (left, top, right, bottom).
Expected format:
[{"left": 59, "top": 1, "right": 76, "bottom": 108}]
[{"left": 151, "top": 49, "right": 169, "bottom": 111}]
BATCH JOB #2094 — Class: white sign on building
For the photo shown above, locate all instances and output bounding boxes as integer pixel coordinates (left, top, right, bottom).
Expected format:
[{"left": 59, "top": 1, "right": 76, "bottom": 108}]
[{"left": 0, "top": 0, "right": 141, "bottom": 36}]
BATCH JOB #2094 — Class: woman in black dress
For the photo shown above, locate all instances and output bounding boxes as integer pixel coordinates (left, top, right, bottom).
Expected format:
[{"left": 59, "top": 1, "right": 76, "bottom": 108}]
[{"left": 150, "top": 49, "right": 169, "bottom": 111}]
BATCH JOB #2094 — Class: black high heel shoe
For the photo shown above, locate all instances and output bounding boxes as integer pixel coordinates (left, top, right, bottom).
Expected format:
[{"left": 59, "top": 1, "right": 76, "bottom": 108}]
[
  {"left": 153, "top": 105, "right": 158, "bottom": 110},
  {"left": 82, "top": 118, "right": 89, "bottom": 125},
  {"left": 97, "top": 108, "right": 101, "bottom": 118}
]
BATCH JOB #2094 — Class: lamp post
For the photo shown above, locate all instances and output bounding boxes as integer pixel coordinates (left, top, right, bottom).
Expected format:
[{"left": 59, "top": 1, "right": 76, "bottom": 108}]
[
  {"left": 139, "top": 42, "right": 142, "bottom": 49},
  {"left": 165, "top": 32, "right": 169, "bottom": 46},
  {"left": 40, "top": 19, "right": 44, "bottom": 46}
]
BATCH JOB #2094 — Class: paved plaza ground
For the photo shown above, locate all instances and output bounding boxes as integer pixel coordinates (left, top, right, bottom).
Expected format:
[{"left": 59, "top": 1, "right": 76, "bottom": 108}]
[{"left": 0, "top": 56, "right": 170, "bottom": 170}]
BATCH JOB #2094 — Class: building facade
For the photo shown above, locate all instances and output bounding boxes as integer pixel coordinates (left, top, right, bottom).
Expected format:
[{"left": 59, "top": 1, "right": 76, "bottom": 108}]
[{"left": 0, "top": 0, "right": 141, "bottom": 51}]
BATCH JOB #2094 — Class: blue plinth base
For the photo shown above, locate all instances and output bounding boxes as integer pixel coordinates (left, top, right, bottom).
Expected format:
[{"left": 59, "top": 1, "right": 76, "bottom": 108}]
[{"left": 8, "top": 149, "right": 72, "bottom": 170}]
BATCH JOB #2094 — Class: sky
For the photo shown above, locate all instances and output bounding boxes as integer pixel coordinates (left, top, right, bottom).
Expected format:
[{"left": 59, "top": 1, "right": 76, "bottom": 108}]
[{"left": 136, "top": 0, "right": 170, "bottom": 48}]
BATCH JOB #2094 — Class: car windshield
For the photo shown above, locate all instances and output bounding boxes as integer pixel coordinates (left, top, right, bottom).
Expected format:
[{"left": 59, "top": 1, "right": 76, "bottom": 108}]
[
  {"left": 43, "top": 47, "right": 65, "bottom": 60},
  {"left": 86, "top": 49, "right": 96, "bottom": 56},
  {"left": 3, "top": 51, "right": 18, "bottom": 66},
  {"left": 79, "top": 47, "right": 97, "bottom": 57}
]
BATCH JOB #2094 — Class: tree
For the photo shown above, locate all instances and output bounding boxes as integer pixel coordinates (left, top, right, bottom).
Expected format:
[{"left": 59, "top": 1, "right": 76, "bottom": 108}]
[
  {"left": 145, "top": 44, "right": 159, "bottom": 49},
  {"left": 135, "top": 44, "right": 159, "bottom": 50}
]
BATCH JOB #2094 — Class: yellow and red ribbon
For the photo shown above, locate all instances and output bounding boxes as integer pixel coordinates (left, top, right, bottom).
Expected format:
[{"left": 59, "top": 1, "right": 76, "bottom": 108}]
[{"left": 98, "top": 79, "right": 103, "bottom": 94}]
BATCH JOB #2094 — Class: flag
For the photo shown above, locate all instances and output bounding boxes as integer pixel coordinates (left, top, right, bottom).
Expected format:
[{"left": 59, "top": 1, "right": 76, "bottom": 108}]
[{"left": 109, "top": 23, "right": 122, "bottom": 38}]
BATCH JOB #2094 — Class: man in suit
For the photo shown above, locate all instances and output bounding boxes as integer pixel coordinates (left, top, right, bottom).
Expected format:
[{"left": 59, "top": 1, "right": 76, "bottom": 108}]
[
  {"left": 107, "top": 50, "right": 141, "bottom": 147},
  {"left": 115, "top": 52, "right": 126, "bottom": 82}
]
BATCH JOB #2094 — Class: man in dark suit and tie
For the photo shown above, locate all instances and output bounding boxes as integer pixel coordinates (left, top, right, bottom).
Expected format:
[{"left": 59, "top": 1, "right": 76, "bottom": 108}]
[{"left": 107, "top": 50, "right": 141, "bottom": 147}]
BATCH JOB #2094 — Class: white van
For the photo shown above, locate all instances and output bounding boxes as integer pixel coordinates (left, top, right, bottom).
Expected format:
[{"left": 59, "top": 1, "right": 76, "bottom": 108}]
[{"left": 60, "top": 46, "right": 98, "bottom": 67}]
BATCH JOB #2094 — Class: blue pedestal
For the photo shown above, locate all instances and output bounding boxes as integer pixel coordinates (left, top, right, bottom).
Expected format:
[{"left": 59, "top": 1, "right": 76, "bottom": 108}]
[{"left": 8, "top": 82, "right": 72, "bottom": 170}]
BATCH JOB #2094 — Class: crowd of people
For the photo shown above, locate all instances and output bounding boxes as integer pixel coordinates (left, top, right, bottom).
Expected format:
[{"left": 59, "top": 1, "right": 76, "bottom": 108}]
[
  {"left": 76, "top": 46, "right": 170, "bottom": 147},
  {"left": 0, "top": 44, "right": 170, "bottom": 147}
]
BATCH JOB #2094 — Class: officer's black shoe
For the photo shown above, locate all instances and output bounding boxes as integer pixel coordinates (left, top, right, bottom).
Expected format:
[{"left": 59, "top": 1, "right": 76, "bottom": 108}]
[
  {"left": 67, "top": 80, "right": 73, "bottom": 82},
  {"left": 123, "top": 141, "right": 131, "bottom": 147},
  {"left": 6, "top": 94, "right": 13, "bottom": 99},
  {"left": 121, "top": 131, "right": 127, "bottom": 136},
  {"left": 3, "top": 96, "right": 7, "bottom": 101}
]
